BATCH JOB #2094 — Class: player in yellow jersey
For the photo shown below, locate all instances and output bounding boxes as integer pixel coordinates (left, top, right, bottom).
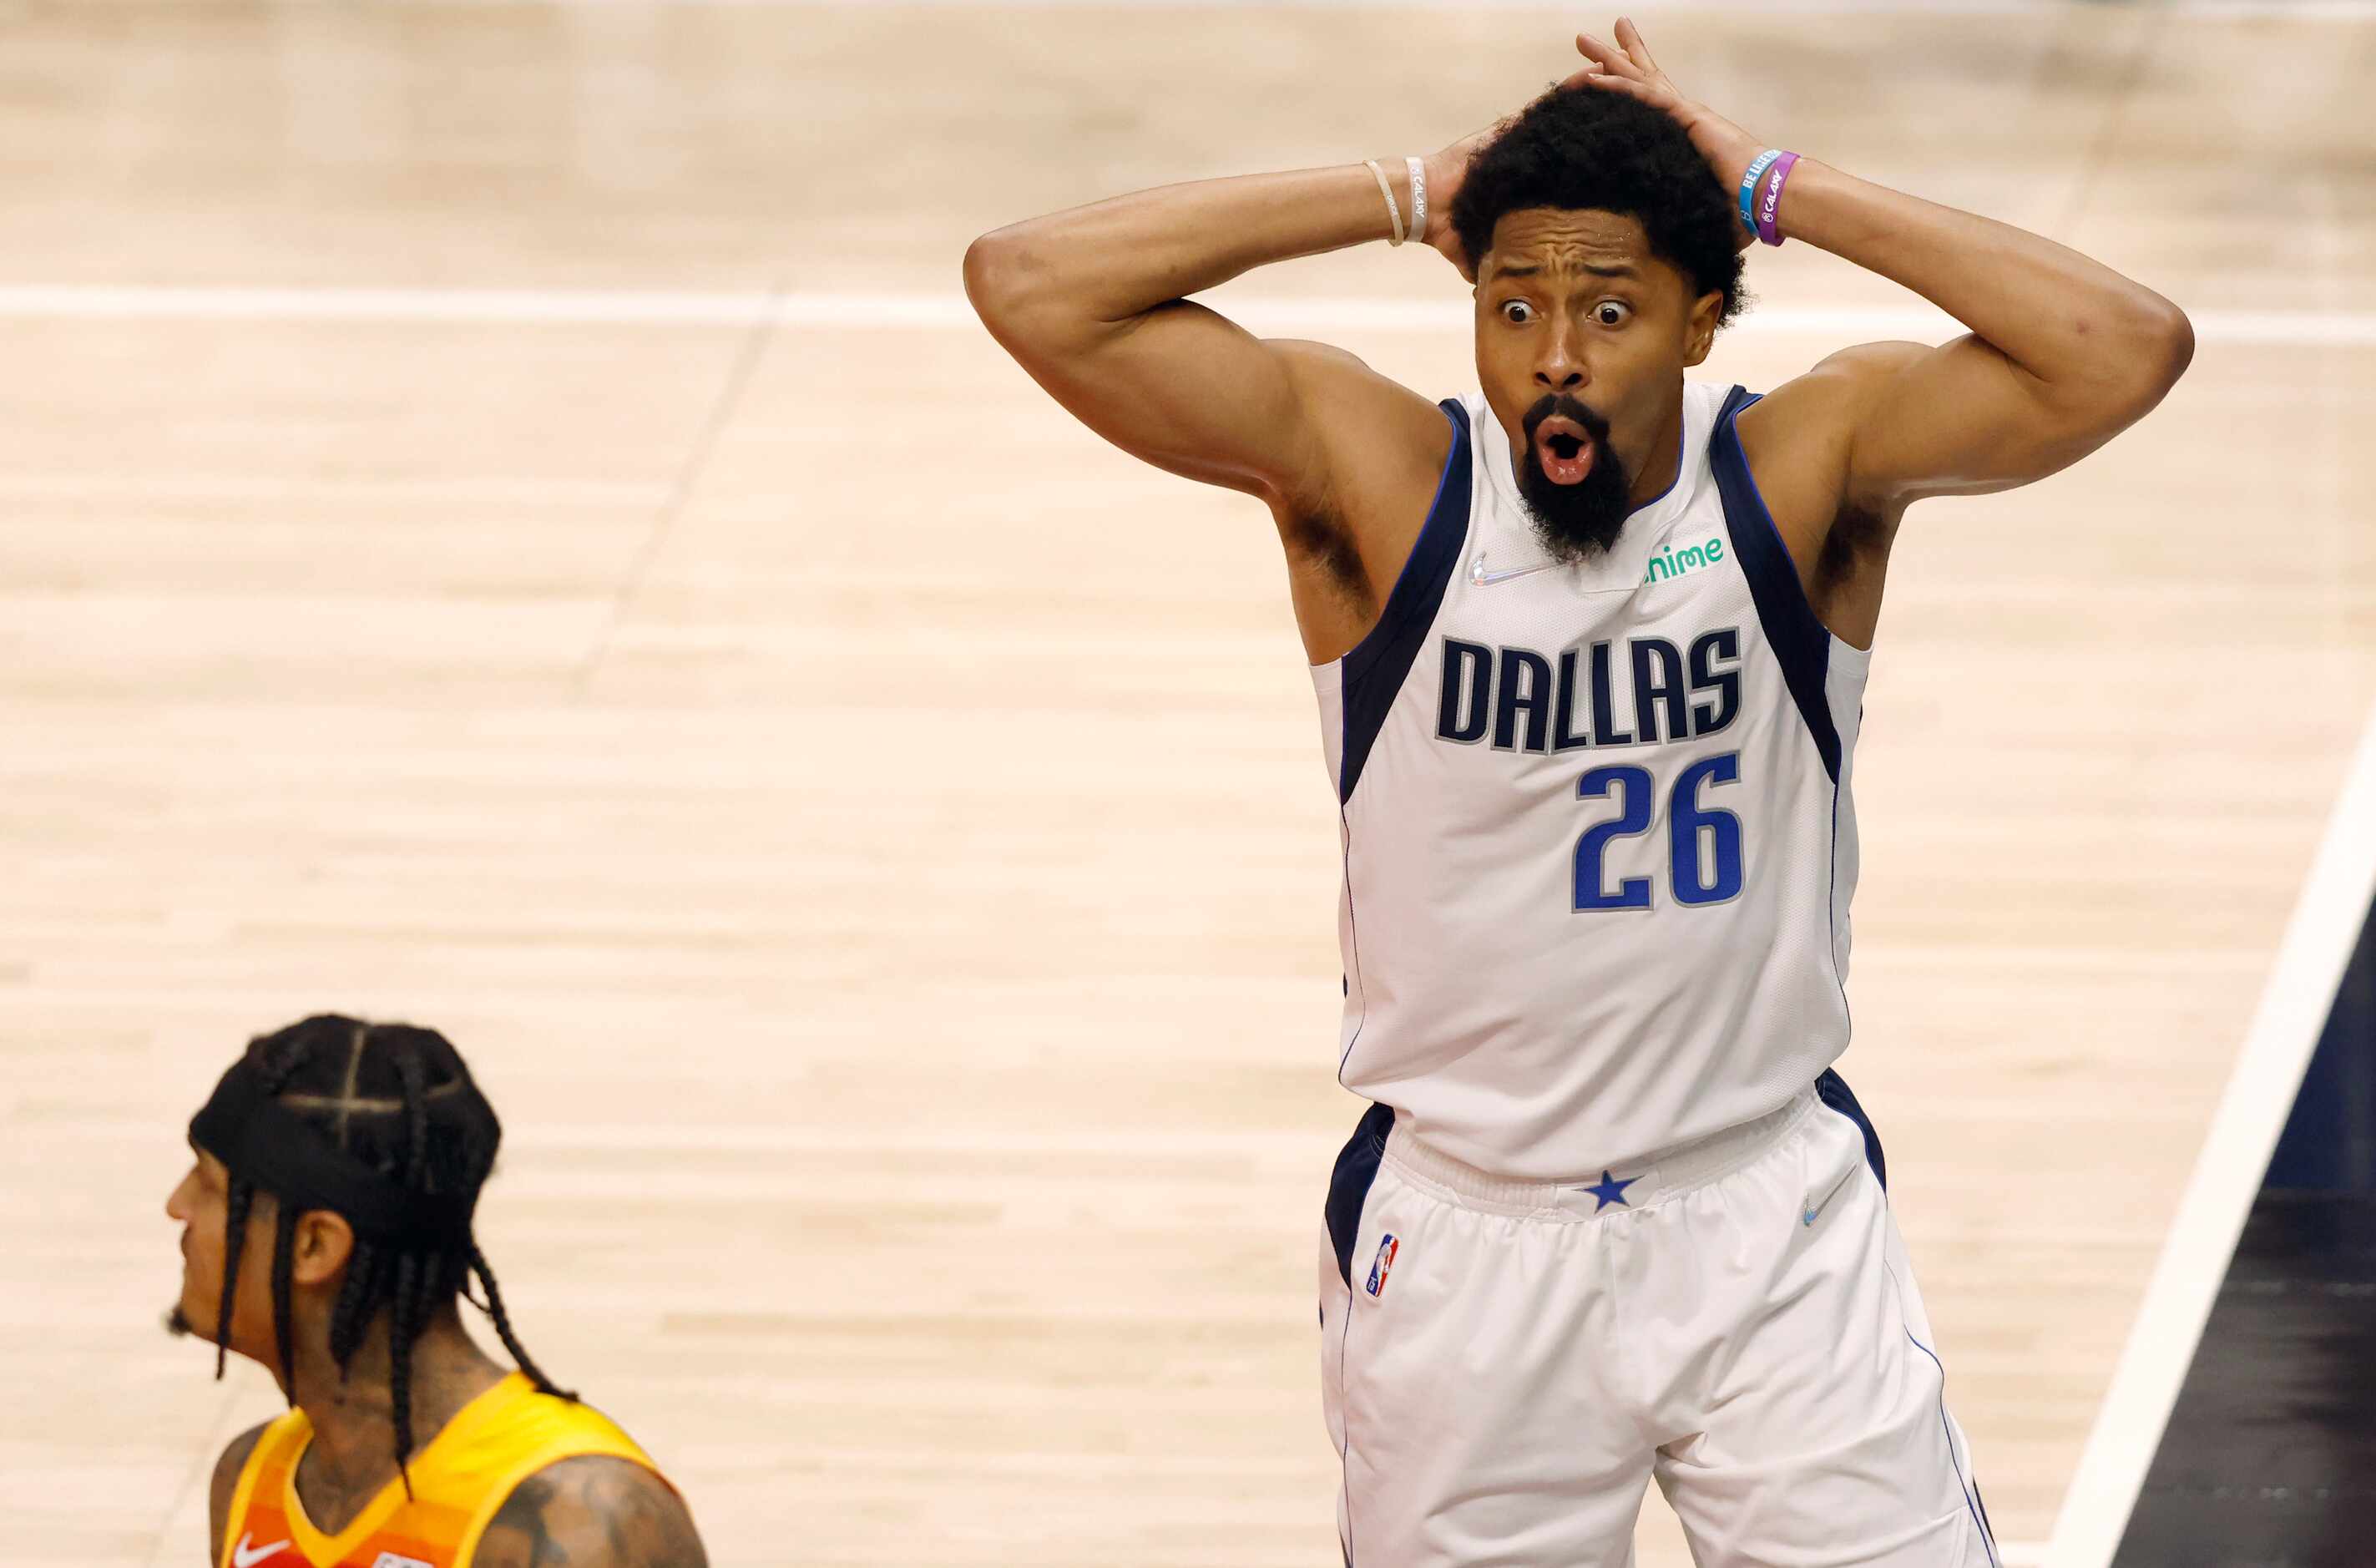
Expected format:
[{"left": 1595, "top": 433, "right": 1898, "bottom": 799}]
[{"left": 164, "top": 1015, "right": 707, "bottom": 1568}]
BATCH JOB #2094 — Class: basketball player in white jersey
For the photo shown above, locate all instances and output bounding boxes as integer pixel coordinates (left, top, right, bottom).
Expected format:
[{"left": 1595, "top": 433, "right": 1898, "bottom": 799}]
[{"left": 967, "top": 21, "right": 2189, "bottom": 1566}]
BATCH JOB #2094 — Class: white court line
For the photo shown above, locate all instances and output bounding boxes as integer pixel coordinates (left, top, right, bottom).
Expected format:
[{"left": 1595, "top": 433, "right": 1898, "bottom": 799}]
[
  {"left": 2047, "top": 701, "right": 2376, "bottom": 1568},
  {"left": 416, "top": 0, "right": 2376, "bottom": 17},
  {"left": 0, "top": 286, "right": 779, "bottom": 326},
  {"left": 0, "top": 286, "right": 2372, "bottom": 346}
]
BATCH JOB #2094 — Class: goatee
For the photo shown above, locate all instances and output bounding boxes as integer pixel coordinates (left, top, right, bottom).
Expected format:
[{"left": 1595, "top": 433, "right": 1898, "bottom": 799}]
[{"left": 1516, "top": 393, "right": 1634, "bottom": 564}]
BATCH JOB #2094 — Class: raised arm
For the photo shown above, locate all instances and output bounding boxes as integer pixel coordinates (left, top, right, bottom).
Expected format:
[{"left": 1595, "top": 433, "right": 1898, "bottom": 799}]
[
  {"left": 963, "top": 119, "right": 1529, "bottom": 660},
  {"left": 1574, "top": 18, "right": 2192, "bottom": 636},
  {"left": 473, "top": 1455, "right": 706, "bottom": 1568},
  {"left": 1751, "top": 164, "right": 2194, "bottom": 507},
  {"left": 963, "top": 166, "right": 1448, "bottom": 503}
]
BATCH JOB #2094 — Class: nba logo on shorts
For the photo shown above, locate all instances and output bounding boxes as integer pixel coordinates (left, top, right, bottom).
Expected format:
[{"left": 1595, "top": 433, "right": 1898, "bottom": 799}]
[{"left": 1365, "top": 1233, "right": 1400, "bottom": 1297}]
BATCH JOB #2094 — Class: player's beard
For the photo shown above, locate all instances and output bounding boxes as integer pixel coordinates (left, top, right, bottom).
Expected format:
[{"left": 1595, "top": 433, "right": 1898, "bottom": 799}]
[
  {"left": 1516, "top": 394, "right": 1633, "bottom": 564},
  {"left": 164, "top": 1303, "right": 194, "bottom": 1338}
]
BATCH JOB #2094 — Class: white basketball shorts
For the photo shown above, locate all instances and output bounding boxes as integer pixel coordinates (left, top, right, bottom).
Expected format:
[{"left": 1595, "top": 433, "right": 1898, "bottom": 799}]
[{"left": 1318, "top": 1075, "right": 1999, "bottom": 1567}]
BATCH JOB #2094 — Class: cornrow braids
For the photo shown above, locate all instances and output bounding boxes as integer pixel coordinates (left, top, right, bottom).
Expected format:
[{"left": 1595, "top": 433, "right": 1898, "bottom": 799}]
[
  {"left": 210, "top": 1180, "right": 255, "bottom": 1382},
  {"left": 388, "top": 1251, "right": 422, "bottom": 1497},
  {"left": 201, "top": 1014, "right": 570, "bottom": 1497},
  {"left": 326, "top": 1237, "right": 382, "bottom": 1370},
  {"left": 268, "top": 1204, "right": 300, "bottom": 1399},
  {"left": 219, "top": 1026, "right": 320, "bottom": 1396},
  {"left": 387, "top": 1046, "right": 433, "bottom": 1498},
  {"left": 468, "top": 1242, "right": 573, "bottom": 1402}
]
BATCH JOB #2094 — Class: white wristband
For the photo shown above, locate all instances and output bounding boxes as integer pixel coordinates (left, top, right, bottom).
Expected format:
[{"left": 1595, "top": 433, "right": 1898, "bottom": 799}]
[
  {"left": 1405, "top": 156, "right": 1428, "bottom": 245},
  {"left": 1365, "top": 159, "right": 1405, "bottom": 245}
]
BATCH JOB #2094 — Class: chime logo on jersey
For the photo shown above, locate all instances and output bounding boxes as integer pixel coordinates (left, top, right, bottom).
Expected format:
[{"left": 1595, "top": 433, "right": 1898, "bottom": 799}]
[
  {"left": 1365, "top": 1233, "right": 1400, "bottom": 1297},
  {"left": 1641, "top": 534, "right": 1725, "bottom": 587}
]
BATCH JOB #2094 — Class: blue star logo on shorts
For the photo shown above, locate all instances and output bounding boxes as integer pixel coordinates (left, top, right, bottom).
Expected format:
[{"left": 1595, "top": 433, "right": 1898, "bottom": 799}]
[{"left": 1585, "top": 1170, "right": 1637, "bottom": 1211}]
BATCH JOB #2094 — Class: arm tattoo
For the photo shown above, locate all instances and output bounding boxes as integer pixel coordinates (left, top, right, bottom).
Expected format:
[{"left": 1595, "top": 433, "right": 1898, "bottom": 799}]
[
  {"left": 581, "top": 1460, "right": 708, "bottom": 1568},
  {"left": 475, "top": 1459, "right": 705, "bottom": 1568},
  {"left": 478, "top": 1475, "right": 571, "bottom": 1568}
]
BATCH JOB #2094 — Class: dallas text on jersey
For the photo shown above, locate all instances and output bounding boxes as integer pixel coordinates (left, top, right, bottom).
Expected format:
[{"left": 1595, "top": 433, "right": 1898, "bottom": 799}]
[{"left": 1435, "top": 627, "right": 1743, "bottom": 754}]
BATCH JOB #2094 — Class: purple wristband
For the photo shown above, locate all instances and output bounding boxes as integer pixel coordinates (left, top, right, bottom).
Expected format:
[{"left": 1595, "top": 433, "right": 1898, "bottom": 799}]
[{"left": 1755, "top": 151, "right": 1799, "bottom": 246}]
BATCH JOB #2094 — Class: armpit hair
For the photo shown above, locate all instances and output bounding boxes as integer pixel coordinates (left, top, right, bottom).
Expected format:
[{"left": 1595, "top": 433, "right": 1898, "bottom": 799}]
[
  {"left": 1813, "top": 501, "right": 1891, "bottom": 604},
  {"left": 1279, "top": 505, "right": 1374, "bottom": 611}
]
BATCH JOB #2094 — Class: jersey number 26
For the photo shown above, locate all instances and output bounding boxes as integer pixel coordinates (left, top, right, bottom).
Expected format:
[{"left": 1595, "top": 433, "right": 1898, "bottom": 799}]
[{"left": 1574, "top": 754, "right": 1744, "bottom": 912}]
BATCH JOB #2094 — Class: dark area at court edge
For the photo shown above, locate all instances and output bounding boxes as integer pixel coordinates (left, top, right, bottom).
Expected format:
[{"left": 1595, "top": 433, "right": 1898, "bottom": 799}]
[{"left": 2116, "top": 890, "right": 2376, "bottom": 1567}]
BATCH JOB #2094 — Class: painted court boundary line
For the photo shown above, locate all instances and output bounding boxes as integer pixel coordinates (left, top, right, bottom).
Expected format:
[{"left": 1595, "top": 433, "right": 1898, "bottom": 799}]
[
  {"left": 2048, "top": 700, "right": 2376, "bottom": 1568},
  {"left": 2, "top": 286, "right": 2373, "bottom": 346},
  {"left": 417, "top": 0, "right": 2376, "bottom": 18}
]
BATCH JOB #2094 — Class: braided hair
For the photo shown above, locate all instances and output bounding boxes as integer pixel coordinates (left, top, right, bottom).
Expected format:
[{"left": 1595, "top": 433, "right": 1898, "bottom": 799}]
[{"left": 207, "top": 1015, "right": 572, "bottom": 1493}]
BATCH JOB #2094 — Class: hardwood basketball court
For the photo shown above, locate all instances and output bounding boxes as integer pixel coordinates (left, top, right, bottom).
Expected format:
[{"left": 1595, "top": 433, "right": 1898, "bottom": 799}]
[{"left": 4, "top": 4, "right": 2373, "bottom": 1565}]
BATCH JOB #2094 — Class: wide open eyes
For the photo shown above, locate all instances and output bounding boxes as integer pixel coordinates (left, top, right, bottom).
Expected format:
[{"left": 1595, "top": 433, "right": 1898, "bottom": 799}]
[{"left": 1497, "top": 299, "right": 1635, "bottom": 328}]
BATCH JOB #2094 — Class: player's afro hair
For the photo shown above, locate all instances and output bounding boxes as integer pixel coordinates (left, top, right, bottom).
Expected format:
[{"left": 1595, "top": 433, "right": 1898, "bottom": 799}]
[{"left": 1450, "top": 85, "right": 1747, "bottom": 327}]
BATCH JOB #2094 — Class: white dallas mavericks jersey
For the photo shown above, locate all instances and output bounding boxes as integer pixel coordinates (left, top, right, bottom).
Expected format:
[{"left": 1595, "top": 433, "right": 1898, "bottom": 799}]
[{"left": 1310, "top": 380, "right": 1870, "bottom": 1179}]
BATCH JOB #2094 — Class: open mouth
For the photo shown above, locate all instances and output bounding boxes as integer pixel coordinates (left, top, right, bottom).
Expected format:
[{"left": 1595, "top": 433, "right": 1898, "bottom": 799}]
[{"left": 1533, "top": 417, "right": 1596, "bottom": 486}]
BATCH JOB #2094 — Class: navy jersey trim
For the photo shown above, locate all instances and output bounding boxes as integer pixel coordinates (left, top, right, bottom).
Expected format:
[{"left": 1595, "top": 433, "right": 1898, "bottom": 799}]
[
  {"left": 1708, "top": 386, "right": 1843, "bottom": 784},
  {"left": 1326, "top": 1101, "right": 1396, "bottom": 1287},
  {"left": 1816, "top": 1066, "right": 1887, "bottom": 1191},
  {"left": 1336, "top": 399, "right": 1472, "bottom": 803},
  {"left": 1335, "top": 802, "right": 1369, "bottom": 1084},
  {"left": 1905, "top": 1326, "right": 2001, "bottom": 1565}
]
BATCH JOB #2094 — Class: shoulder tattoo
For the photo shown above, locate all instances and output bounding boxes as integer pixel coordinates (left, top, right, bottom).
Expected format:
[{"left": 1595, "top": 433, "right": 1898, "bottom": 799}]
[{"left": 473, "top": 1457, "right": 705, "bottom": 1568}]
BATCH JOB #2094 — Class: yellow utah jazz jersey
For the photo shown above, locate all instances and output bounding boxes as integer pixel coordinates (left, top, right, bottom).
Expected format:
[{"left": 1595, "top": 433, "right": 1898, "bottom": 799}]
[{"left": 217, "top": 1373, "right": 663, "bottom": 1568}]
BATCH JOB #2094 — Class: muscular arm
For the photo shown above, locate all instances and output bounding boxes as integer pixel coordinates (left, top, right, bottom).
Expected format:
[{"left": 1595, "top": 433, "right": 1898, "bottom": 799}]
[
  {"left": 205, "top": 1423, "right": 270, "bottom": 1567},
  {"left": 963, "top": 164, "right": 1445, "bottom": 500},
  {"left": 963, "top": 155, "right": 1473, "bottom": 660},
  {"left": 1737, "top": 165, "right": 2191, "bottom": 645},
  {"left": 473, "top": 1455, "right": 706, "bottom": 1568},
  {"left": 1748, "top": 159, "right": 2193, "bottom": 509},
  {"left": 1575, "top": 21, "right": 2191, "bottom": 643}
]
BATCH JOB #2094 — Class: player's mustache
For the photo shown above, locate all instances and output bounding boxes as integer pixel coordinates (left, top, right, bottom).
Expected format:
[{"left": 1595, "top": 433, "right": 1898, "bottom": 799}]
[{"left": 1521, "top": 394, "right": 1612, "bottom": 445}]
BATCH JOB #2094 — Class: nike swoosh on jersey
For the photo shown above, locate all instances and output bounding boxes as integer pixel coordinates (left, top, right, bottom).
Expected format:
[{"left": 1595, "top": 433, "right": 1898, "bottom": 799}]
[
  {"left": 232, "top": 1534, "right": 290, "bottom": 1568},
  {"left": 1468, "top": 555, "right": 1556, "bottom": 587}
]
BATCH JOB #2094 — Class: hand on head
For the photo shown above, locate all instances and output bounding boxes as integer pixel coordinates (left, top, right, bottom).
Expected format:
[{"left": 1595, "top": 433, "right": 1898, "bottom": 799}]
[
  {"left": 1427, "top": 18, "right": 1766, "bottom": 281},
  {"left": 1572, "top": 17, "right": 1766, "bottom": 248}
]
